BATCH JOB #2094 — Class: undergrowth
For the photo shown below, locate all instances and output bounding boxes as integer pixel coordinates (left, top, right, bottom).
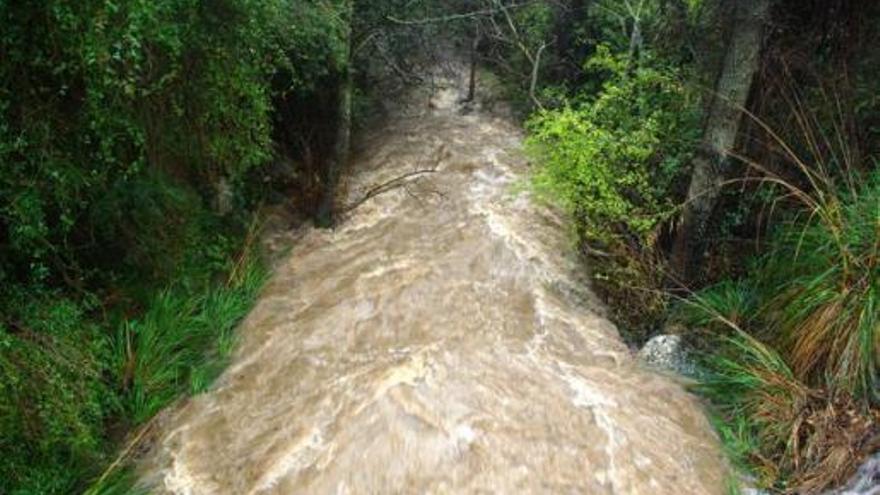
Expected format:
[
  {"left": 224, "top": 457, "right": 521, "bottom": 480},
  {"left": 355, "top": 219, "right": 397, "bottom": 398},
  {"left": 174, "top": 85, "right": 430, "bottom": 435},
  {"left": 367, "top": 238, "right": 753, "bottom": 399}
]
[
  {"left": 527, "top": 44, "right": 701, "bottom": 341},
  {"left": 520, "top": 3, "right": 879, "bottom": 493},
  {"left": 680, "top": 134, "right": 880, "bottom": 493},
  {"left": 0, "top": 214, "right": 267, "bottom": 494}
]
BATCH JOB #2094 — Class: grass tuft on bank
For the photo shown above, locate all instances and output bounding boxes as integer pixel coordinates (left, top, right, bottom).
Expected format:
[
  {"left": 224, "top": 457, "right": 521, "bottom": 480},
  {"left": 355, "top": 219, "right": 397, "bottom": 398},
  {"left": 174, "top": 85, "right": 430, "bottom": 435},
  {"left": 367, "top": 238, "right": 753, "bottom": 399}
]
[
  {"left": 0, "top": 211, "right": 267, "bottom": 494},
  {"left": 683, "top": 168, "right": 880, "bottom": 493}
]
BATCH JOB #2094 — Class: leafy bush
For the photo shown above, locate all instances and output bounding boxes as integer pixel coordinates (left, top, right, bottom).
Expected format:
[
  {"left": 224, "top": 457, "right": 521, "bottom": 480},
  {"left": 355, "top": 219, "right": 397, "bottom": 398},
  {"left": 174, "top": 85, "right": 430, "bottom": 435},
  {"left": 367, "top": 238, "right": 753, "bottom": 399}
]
[
  {"left": 0, "top": 0, "right": 347, "bottom": 290},
  {"left": 0, "top": 295, "right": 111, "bottom": 493},
  {"left": 527, "top": 45, "right": 700, "bottom": 336}
]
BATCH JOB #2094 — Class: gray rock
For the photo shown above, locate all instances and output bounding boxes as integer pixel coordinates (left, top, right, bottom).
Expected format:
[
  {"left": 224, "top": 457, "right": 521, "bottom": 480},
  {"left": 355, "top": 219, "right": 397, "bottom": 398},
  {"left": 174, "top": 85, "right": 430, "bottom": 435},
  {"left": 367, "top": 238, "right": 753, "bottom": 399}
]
[
  {"left": 825, "top": 452, "right": 880, "bottom": 495},
  {"left": 637, "top": 334, "right": 695, "bottom": 376}
]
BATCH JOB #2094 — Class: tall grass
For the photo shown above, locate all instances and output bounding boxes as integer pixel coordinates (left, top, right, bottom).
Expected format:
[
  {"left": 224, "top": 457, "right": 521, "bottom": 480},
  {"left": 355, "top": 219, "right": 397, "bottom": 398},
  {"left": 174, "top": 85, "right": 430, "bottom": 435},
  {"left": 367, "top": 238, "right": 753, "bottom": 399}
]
[
  {"left": 681, "top": 89, "right": 879, "bottom": 492},
  {"left": 0, "top": 215, "right": 267, "bottom": 494},
  {"left": 696, "top": 333, "right": 814, "bottom": 486},
  {"left": 758, "top": 172, "right": 880, "bottom": 399},
  {"left": 113, "top": 253, "right": 265, "bottom": 424},
  {"left": 689, "top": 170, "right": 880, "bottom": 398},
  {"left": 93, "top": 230, "right": 266, "bottom": 490}
]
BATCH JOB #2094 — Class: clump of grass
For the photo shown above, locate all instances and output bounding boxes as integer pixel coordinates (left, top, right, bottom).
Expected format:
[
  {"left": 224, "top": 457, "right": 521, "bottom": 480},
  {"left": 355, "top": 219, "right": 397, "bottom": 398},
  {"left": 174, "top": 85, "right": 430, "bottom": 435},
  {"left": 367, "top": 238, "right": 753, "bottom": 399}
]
[
  {"left": 757, "top": 171, "right": 880, "bottom": 398},
  {"left": 676, "top": 279, "right": 758, "bottom": 332},
  {"left": 99, "top": 229, "right": 266, "bottom": 491},
  {"left": 697, "top": 333, "right": 815, "bottom": 487},
  {"left": 111, "top": 262, "right": 265, "bottom": 424},
  {"left": 697, "top": 332, "right": 879, "bottom": 494},
  {"left": 683, "top": 90, "right": 880, "bottom": 492},
  {"left": 112, "top": 217, "right": 266, "bottom": 423},
  {"left": 687, "top": 175, "right": 880, "bottom": 492}
]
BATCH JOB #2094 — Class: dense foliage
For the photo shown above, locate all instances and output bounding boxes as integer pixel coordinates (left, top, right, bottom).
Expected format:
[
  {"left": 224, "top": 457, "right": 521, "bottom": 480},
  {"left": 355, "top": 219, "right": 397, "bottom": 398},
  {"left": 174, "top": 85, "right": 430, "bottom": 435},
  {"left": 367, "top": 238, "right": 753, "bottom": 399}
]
[
  {"left": 0, "top": 0, "right": 346, "bottom": 289},
  {"left": 527, "top": 44, "right": 700, "bottom": 336},
  {"left": 1, "top": 0, "right": 878, "bottom": 493},
  {"left": 516, "top": 0, "right": 878, "bottom": 492},
  {"left": 0, "top": 0, "right": 348, "bottom": 492},
  {"left": 684, "top": 168, "right": 880, "bottom": 492}
]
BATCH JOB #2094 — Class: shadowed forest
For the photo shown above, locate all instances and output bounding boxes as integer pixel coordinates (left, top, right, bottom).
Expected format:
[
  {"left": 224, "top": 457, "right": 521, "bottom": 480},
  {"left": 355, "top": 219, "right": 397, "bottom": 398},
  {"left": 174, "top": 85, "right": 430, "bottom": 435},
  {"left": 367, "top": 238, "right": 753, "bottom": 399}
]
[{"left": 1, "top": 1, "right": 878, "bottom": 494}]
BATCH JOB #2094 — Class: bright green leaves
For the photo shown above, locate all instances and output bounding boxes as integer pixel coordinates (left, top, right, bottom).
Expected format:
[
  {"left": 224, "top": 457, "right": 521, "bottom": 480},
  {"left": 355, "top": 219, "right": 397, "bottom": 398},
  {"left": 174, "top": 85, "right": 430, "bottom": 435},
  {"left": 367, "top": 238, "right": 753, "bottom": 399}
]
[
  {"left": 527, "top": 45, "right": 699, "bottom": 250},
  {"left": 525, "top": 44, "right": 701, "bottom": 338}
]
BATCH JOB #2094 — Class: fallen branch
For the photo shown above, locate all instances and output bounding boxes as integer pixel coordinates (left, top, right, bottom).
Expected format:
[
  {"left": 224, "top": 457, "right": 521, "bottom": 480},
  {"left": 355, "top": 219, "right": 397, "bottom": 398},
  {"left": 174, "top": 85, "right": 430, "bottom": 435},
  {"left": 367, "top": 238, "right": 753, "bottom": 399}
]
[
  {"left": 83, "top": 411, "right": 163, "bottom": 494},
  {"left": 341, "top": 168, "right": 437, "bottom": 214}
]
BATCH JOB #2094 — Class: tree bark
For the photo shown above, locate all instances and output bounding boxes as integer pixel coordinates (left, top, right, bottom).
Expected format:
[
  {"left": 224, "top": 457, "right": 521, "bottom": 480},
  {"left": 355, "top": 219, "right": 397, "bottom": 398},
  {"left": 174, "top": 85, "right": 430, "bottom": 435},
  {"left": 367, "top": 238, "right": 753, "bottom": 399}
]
[
  {"left": 316, "top": 2, "right": 354, "bottom": 228},
  {"left": 528, "top": 42, "right": 547, "bottom": 109},
  {"left": 671, "top": 0, "right": 772, "bottom": 281},
  {"left": 466, "top": 23, "right": 479, "bottom": 102}
]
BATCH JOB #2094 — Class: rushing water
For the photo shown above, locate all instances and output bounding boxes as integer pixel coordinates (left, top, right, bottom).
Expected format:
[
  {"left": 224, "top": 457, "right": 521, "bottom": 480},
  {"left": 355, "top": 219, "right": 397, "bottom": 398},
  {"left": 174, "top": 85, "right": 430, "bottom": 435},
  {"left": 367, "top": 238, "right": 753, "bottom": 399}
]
[{"left": 138, "top": 72, "right": 728, "bottom": 494}]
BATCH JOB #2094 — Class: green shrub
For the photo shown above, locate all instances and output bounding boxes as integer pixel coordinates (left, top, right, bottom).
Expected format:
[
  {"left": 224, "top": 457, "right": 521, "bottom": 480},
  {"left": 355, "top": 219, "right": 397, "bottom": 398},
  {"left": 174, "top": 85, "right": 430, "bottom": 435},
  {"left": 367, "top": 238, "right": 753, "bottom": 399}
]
[
  {"left": 0, "top": 294, "right": 111, "bottom": 493},
  {"left": 528, "top": 46, "right": 699, "bottom": 242},
  {"left": 527, "top": 44, "right": 700, "bottom": 336},
  {"left": 0, "top": 0, "right": 347, "bottom": 290},
  {"left": 89, "top": 172, "right": 211, "bottom": 284},
  {"left": 688, "top": 170, "right": 880, "bottom": 492}
]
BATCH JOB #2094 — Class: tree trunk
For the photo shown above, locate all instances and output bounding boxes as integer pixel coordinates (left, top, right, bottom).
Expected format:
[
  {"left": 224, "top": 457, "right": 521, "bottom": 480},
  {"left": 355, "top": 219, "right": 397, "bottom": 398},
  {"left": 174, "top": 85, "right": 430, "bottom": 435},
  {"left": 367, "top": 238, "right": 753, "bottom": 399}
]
[
  {"left": 316, "top": 2, "right": 353, "bottom": 228},
  {"left": 528, "top": 42, "right": 547, "bottom": 110},
  {"left": 466, "top": 24, "right": 479, "bottom": 102},
  {"left": 671, "top": 0, "right": 772, "bottom": 281}
]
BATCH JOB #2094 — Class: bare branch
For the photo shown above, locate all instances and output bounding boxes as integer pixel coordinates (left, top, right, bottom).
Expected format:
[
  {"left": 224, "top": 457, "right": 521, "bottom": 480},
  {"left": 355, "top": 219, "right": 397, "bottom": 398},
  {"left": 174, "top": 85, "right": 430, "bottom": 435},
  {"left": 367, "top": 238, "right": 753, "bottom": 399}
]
[
  {"left": 386, "top": 1, "right": 537, "bottom": 26},
  {"left": 529, "top": 41, "right": 549, "bottom": 110},
  {"left": 342, "top": 169, "right": 438, "bottom": 214}
]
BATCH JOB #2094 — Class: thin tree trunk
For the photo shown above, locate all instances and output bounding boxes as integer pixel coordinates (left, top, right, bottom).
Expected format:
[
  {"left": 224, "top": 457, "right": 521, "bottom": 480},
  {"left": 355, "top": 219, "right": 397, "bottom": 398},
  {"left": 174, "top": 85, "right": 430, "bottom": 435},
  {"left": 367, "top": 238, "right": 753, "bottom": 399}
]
[
  {"left": 627, "top": 17, "right": 642, "bottom": 62},
  {"left": 316, "top": 2, "right": 353, "bottom": 228},
  {"left": 466, "top": 24, "right": 479, "bottom": 102},
  {"left": 529, "top": 42, "right": 547, "bottom": 110},
  {"left": 671, "top": 0, "right": 772, "bottom": 281}
]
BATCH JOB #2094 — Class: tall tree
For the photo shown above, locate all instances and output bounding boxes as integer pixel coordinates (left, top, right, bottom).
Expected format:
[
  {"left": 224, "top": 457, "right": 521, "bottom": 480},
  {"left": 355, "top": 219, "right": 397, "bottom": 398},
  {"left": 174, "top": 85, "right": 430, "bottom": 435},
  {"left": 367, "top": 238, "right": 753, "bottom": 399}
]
[
  {"left": 316, "top": 0, "right": 355, "bottom": 227},
  {"left": 671, "top": 0, "right": 773, "bottom": 281}
]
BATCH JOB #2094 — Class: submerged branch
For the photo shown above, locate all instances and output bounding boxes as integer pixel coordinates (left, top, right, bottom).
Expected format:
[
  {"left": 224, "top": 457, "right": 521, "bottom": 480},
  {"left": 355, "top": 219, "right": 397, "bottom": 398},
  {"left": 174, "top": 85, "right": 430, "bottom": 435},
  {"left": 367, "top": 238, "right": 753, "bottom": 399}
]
[{"left": 341, "top": 168, "right": 438, "bottom": 214}]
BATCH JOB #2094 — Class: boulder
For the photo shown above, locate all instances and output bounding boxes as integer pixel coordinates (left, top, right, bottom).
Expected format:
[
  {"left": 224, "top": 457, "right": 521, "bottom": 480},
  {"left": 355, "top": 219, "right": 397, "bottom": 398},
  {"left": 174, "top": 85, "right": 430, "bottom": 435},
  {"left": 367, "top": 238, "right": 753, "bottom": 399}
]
[{"left": 637, "top": 334, "right": 696, "bottom": 377}]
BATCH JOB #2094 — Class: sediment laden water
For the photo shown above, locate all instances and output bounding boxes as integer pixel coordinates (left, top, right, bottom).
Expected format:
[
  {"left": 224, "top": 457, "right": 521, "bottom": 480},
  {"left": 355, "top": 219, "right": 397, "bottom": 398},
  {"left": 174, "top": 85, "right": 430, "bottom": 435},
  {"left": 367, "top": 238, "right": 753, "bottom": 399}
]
[{"left": 139, "top": 75, "right": 728, "bottom": 494}]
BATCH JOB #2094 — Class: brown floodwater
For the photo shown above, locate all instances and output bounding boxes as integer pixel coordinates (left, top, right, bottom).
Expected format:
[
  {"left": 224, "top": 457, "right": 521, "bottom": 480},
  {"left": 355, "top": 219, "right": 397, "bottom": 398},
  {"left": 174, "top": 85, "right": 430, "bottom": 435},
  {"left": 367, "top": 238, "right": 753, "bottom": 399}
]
[{"left": 138, "top": 73, "right": 728, "bottom": 494}]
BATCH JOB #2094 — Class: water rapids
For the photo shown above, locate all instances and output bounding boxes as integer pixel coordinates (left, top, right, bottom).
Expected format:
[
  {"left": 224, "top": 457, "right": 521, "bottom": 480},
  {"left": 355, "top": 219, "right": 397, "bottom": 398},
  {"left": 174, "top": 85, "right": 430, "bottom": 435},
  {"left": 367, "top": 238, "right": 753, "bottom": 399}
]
[{"left": 138, "top": 72, "right": 728, "bottom": 494}]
